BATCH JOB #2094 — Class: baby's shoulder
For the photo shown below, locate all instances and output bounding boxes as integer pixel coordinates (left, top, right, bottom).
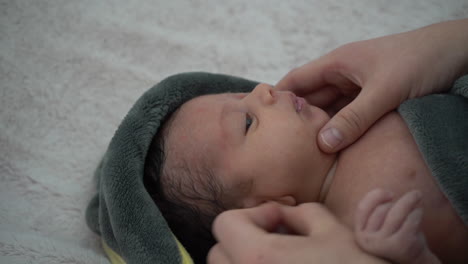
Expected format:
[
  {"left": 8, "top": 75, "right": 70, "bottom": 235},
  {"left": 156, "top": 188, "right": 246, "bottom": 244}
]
[
  {"left": 329, "top": 111, "right": 429, "bottom": 219},
  {"left": 340, "top": 110, "right": 410, "bottom": 155}
]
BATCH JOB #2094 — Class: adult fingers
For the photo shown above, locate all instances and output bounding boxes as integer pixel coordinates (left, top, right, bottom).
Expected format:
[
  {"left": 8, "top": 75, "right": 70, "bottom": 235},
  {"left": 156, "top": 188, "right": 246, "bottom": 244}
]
[
  {"left": 275, "top": 57, "right": 329, "bottom": 94},
  {"left": 278, "top": 203, "right": 341, "bottom": 236},
  {"left": 211, "top": 203, "right": 282, "bottom": 259},
  {"left": 207, "top": 244, "right": 230, "bottom": 264},
  {"left": 324, "top": 96, "right": 355, "bottom": 117},
  {"left": 317, "top": 84, "right": 399, "bottom": 153}
]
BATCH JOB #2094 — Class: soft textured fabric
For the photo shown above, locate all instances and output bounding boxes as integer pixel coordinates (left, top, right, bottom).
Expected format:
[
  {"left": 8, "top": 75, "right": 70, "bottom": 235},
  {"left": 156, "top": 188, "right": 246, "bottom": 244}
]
[
  {"left": 398, "top": 75, "right": 468, "bottom": 225},
  {"left": 85, "top": 72, "right": 258, "bottom": 264},
  {"left": 3, "top": 2, "right": 467, "bottom": 264},
  {"left": 86, "top": 72, "right": 468, "bottom": 264}
]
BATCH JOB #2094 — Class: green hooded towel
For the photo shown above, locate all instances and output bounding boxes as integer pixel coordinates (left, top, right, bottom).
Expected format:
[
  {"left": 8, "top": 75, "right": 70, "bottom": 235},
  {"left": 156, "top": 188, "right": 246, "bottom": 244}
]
[{"left": 86, "top": 72, "right": 258, "bottom": 264}]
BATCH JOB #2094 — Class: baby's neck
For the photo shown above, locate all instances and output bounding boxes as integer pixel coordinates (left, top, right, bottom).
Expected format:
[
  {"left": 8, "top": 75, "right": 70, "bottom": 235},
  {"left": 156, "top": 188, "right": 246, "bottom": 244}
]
[{"left": 318, "top": 159, "right": 337, "bottom": 203}]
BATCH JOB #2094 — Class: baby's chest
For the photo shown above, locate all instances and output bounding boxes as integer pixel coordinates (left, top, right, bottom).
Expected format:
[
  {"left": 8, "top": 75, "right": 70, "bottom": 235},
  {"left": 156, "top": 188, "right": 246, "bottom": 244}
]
[
  {"left": 325, "top": 112, "right": 468, "bottom": 262},
  {"left": 326, "top": 112, "right": 446, "bottom": 225}
]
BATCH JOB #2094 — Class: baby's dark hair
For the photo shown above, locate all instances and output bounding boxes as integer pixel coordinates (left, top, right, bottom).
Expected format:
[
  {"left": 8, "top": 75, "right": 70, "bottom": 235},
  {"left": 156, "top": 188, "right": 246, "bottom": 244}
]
[{"left": 144, "top": 110, "right": 235, "bottom": 263}]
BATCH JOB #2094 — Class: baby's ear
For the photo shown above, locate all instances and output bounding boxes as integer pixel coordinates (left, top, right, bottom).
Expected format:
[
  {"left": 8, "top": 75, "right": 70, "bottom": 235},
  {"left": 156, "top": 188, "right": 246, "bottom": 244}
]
[
  {"left": 241, "top": 197, "right": 263, "bottom": 208},
  {"left": 242, "top": 196, "right": 297, "bottom": 208},
  {"left": 271, "top": 195, "right": 296, "bottom": 206}
]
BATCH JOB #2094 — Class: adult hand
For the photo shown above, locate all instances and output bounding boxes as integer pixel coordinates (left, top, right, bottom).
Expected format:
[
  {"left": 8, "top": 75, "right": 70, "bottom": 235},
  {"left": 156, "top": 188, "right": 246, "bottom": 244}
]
[
  {"left": 276, "top": 19, "right": 468, "bottom": 153},
  {"left": 207, "top": 203, "right": 389, "bottom": 264}
]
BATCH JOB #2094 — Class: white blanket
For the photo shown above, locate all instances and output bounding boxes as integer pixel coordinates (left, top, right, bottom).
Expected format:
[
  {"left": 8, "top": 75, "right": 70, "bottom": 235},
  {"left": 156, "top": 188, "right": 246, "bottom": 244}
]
[{"left": 1, "top": 1, "right": 466, "bottom": 263}]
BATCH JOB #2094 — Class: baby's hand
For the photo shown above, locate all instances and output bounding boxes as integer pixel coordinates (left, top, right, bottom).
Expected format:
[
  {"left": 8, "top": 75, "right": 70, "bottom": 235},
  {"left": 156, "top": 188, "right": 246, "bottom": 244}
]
[{"left": 354, "top": 189, "right": 440, "bottom": 264}]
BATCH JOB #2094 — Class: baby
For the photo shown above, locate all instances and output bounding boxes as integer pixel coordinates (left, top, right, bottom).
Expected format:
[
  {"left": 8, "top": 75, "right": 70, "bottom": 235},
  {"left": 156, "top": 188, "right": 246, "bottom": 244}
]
[{"left": 144, "top": 83, "right": 468, "bottom": 263}]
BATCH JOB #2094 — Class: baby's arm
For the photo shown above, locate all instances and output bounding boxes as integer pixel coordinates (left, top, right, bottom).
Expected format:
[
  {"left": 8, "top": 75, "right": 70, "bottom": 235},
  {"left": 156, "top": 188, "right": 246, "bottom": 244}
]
[{"left": 354, "top": 189, "right": 441, "bottom": 264}]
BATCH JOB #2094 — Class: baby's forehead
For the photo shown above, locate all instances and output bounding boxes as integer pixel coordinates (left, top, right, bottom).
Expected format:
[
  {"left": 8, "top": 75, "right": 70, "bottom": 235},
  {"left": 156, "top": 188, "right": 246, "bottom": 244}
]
[
  {"left": 170, "top": 94, "right": 222, "bottom": 127},
  {"left": 171, "top": 92, "right": 243, "bottom": 125},
  {"left": 163, "top": 93, "right": 229, "bottom": 171}
]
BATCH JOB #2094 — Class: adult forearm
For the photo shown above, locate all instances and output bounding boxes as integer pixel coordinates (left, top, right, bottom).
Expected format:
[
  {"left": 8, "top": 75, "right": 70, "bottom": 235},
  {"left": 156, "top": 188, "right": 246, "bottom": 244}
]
[
  {"left": 416, "top": 19, "right": 468, "bottom": 91},
  {"left": 439, "top": 19, "right": 468, "bottom": 76}
]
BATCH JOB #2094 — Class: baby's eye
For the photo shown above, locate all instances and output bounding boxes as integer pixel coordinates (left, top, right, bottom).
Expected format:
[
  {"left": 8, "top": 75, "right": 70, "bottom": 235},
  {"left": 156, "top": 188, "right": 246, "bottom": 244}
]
[{"left": 245, "top": 113, "right": 253, "bottom": 133}]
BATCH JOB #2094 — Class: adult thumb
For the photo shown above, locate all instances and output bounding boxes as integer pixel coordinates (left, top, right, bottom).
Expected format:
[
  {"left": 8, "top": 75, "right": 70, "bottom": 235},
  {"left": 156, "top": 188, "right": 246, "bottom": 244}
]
[{"left": 318, "top": 89, "right": 394, "bottom": 153}]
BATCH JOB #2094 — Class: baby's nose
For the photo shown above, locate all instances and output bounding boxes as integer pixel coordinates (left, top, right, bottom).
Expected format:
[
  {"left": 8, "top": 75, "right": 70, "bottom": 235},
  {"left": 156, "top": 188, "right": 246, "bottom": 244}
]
[{"left": 252, "top": 83, "right": 276, "bottom": 105}]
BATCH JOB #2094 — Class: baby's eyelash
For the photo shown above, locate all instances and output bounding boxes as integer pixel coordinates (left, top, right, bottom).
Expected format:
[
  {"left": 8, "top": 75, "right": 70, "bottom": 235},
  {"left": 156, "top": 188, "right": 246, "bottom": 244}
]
[{"left": 245, "top": 113, "right": 253, "bottom": 133}]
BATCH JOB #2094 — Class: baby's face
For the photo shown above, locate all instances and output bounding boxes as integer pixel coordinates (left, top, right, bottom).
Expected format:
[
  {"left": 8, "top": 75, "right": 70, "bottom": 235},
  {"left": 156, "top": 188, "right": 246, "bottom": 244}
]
[{"left": 164, "top": 83, "right": 336, "bottom": 208}]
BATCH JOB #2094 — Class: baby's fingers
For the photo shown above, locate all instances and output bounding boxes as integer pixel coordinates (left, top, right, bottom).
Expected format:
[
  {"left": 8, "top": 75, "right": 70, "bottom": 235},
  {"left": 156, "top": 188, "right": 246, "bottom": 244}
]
[
  {"left": 355, "top": 189, "right": 394, "bottom": 231},
  {"left": 398, "top": 207, "right": 424, "bottom": 236},
  {"left": 382, "top": 190, "right": 422, "bottom": 236},
  {"left": 364, "top": 202, "right": 393, "bottom": 232}
]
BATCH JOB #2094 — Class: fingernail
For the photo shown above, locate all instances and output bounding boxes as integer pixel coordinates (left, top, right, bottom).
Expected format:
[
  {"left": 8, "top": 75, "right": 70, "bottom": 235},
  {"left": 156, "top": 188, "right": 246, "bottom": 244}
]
[{"left": 320, "top": 127, "right": 343, "bottom": 149}]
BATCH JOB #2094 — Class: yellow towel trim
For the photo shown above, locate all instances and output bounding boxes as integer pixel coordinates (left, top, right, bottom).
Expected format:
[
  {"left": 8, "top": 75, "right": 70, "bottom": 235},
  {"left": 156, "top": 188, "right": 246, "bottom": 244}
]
[
  {"left": 102, "top": 240, "right": 126, "bottom": 264},
  {"left": 174, "top": 236, "right": 194, "bottom": 264},
  {"left": 101, "top": 238, "right": 194, "bottom": 264}
]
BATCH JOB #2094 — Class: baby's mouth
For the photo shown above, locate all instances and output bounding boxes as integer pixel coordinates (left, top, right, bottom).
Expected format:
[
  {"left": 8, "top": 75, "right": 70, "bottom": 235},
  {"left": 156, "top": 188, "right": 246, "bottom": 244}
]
[{"left": 293, "top": 94, "right": 306, "bottom": 113}]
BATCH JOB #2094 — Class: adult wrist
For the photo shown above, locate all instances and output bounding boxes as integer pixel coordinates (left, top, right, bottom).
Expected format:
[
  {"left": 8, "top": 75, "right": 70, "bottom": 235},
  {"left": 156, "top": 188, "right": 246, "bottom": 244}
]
[
  {"left": 448, "top": 19, "right": 468, "bottom": 77},
  {"left": 433, "top": 19, "right": 468, "bottom": 79},
  {"left": 411, "top": 18, "right": 468, "bottom": 92}
]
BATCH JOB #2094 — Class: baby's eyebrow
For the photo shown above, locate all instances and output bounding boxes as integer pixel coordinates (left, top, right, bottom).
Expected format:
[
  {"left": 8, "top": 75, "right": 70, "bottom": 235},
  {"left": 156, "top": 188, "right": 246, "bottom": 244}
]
[
  {"left": 219, "top": 102, "right": 233, "bottom": 145},
  {"left": 227, "top": 92, "right": 247, "bottom": 99},
  {"left": 219, "top": 97, "right": 241, "bottom": 147}
]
